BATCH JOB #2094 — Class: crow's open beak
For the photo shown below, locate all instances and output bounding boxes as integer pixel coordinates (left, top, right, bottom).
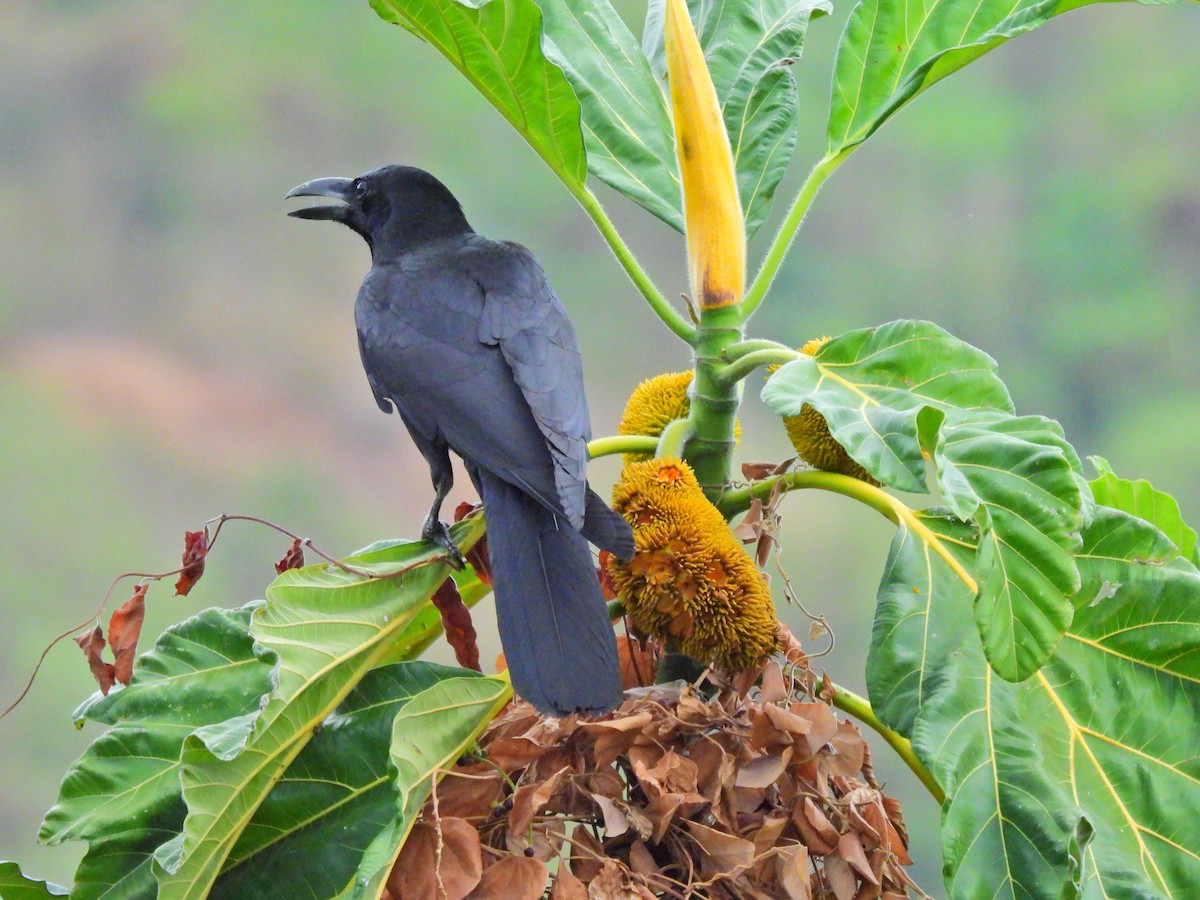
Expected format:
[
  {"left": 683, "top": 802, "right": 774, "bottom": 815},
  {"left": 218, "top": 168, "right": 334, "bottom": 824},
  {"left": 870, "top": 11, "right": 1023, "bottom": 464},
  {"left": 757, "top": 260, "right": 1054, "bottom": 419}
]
[{"left": 286, "top": 177, "right": 355, "bottom": 220}]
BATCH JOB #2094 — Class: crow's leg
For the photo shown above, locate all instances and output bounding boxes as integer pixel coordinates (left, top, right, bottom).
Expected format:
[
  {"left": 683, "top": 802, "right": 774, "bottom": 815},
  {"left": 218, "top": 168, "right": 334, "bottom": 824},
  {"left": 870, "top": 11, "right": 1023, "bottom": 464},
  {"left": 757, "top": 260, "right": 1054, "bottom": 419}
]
[{"left": 420, "top": 445, "right": 467, "bottom": 570}]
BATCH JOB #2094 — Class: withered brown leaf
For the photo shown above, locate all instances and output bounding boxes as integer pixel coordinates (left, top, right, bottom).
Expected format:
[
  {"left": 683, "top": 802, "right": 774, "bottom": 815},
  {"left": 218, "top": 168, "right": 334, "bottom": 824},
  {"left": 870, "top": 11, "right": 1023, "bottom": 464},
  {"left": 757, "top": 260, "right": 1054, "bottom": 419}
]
[
  {"left": 108, "top": 583, "right": 147, "bottom": 686},
  {"left": 431, "top": 578, "right": 481, "bottom": 671},
  {"left": 464, "top": 855, "right": 547, "bottom": 900},
  {"left": 175, "top": 529, "right": 209, "bottom": 596},
  {"left": 274, "top": 538, "right": 304, "bottom": 574},
  {"left": 75, "top": 625, "right": 115, "bottom": 695}
]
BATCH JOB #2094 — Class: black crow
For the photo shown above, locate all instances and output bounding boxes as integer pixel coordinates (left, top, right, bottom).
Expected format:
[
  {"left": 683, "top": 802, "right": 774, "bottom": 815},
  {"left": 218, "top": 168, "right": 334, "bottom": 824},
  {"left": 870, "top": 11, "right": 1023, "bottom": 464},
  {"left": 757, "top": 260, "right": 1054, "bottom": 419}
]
[{"left": 287, "top": 165, "right": 633, "bottom": 715}]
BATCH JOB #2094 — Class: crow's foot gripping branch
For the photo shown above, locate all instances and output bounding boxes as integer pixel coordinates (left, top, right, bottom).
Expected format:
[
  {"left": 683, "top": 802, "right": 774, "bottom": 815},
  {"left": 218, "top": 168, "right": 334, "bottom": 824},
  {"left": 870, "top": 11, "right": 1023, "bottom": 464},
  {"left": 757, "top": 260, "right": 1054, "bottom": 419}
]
[{"left": 423, "top": 516, "right": 468, "bottom": 570}]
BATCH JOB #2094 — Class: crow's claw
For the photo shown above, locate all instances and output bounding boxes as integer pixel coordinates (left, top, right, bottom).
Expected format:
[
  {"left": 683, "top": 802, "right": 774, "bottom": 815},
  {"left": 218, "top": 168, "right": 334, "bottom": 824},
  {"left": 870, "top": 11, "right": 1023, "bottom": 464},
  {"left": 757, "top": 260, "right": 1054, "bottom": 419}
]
[{"left": 423, "top": 519, "right": 467, "bottom": 570}]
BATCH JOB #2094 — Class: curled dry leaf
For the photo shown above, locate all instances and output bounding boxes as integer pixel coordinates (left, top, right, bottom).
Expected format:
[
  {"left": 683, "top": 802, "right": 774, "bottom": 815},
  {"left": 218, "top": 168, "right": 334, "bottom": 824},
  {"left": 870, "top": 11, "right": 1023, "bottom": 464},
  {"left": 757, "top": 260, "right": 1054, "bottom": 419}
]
[
  {"left": 405, "top": 677, "right": 917, "bottom": 898},
  {"left": 75, "top": 625, "right": 115, "bottom": 696},
  {"left": 274, "top": 538, "right": 305, "bottom": 574},
  {"left": 431, "top": 578, "right": 481, "bottom": 671},
  {"left": 454, "top": 501, "right": 492, "bottom": 585},
  {"left": 463, "top": 854, "right": 547, "bottom": 900},
  {"left": 616, "top": 634, "right": 658, "bottom": 689},
  {"left": 174, "top": 529, "right": 209, "bottom": 596},
  {"left": 108, "top": 583, "right": 147, "bottom": 686},
  {"left": 388, "top": 818, "right": 483, "bottom": 900}
]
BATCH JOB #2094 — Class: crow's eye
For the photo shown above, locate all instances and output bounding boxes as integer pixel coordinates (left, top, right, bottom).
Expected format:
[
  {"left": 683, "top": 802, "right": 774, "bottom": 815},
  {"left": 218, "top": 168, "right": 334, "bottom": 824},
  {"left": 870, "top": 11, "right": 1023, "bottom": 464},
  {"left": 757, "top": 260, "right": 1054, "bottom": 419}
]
[{"left": 353, "top": 180, "right": 368, "bottom": 198}]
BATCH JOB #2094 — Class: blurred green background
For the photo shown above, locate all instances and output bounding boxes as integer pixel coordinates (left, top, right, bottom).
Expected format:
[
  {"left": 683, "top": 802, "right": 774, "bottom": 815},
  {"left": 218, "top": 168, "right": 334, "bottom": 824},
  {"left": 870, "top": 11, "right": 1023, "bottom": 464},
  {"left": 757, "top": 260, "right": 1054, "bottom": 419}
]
[{"left": 2, "top": 0, "right": 1197, "bottom": 892}]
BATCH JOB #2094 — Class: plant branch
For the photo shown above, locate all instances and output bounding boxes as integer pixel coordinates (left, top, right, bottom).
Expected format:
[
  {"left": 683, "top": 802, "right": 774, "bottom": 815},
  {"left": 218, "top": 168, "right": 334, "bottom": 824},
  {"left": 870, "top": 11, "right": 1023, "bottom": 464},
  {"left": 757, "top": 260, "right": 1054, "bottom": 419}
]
[
  {"left": 816, "top": 675, "right": 945, "bottom": 804},
  {"left": 657, "top": 417, "right": 696, "bottom": 460},
  {"left": 722, "top": 338, "right": 797, "bottom": 361},
  {"left": 587, "top": 435, "right": 660, "bottom": 460},
  {"left": 572, "top": 186, "right": 696, "bottom": 344},
  {"left": 715, "top": 347, "right": 800, "bottom": 386},
  {"left": 742, "top": 152, "right": 848, "bottom": 319},
  {"left": 717, "top": 471, "right": 978, "bottom": 595}
]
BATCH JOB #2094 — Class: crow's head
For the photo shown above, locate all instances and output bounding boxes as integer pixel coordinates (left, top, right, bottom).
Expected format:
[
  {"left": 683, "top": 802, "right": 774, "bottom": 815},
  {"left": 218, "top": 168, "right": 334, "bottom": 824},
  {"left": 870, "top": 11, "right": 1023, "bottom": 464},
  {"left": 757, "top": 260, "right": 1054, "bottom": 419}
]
[{"left": 286, "top": 165, "right": 470, "bottom": 258}]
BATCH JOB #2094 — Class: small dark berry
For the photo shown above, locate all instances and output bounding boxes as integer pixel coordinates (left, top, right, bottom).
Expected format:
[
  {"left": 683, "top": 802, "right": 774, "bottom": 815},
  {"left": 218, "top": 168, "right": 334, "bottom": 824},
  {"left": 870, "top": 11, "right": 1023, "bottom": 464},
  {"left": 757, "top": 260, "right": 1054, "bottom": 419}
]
[
  {"left": 503, "top": 796, "right": 514, "bottom": 811},
  {"left": 523, "top": 847, "right": 535, "bottom": 858}
]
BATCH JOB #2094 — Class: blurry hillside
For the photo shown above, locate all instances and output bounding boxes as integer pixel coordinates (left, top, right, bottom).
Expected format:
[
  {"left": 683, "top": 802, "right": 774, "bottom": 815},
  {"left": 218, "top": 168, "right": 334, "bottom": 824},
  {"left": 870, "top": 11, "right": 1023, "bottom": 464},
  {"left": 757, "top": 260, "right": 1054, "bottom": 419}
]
[{"left": 2, "top": 0, "right": 1197, "bottom": 889}]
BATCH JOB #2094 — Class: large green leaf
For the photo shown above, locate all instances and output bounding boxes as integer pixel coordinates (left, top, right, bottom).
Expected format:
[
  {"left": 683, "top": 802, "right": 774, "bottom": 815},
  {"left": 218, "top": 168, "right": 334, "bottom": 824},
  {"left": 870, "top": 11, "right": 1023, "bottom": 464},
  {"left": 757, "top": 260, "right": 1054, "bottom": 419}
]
[
  {"left": 369, "top": 0, "right": 586, "bottom": 187},
  {"left": 40, "top": 604, "right": 274, "bottom": 900},
  {"left": 210, "top": 663, "right": 506, "bottom": 900},
  {"left": 643, "top": 0, "right": 831, "bottom": 238},
  {"left": 826, "top": 0, "right": 1191, "bottom": 158},
  {"left": 0, "top": 862, "right": 70, "bottom": 899},
  {"left": 152, "top": 516, "right": 485, "bottom": 900},
  {"left": 1090, "top": 455, "right": 1198, "bottom": 564},
  {"left": 354, "top": 675, "right": 513, "bottom": 899},
  {"left": 870, "top": 505, "right": 1200, "bottom": 897},
  {"left": 934, "top": 412, "right": 1085, "bottom": 680},
  {"left": 762, "top": 320, "right": 1014, "bottom": 493},
  {"left": 764, "top": 320, "right": 1087, "bottom": 680},
  {"left": 538, "top": 1, "right": 683, "bottom": 228}
]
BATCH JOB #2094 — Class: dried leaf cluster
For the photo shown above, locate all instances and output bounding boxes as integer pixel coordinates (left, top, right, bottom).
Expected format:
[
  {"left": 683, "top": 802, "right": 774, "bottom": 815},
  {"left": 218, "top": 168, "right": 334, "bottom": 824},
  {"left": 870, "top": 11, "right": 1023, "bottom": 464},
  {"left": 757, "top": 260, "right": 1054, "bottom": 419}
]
[{"left": 386, "top": 662, "right": 918, "bottom": 899}]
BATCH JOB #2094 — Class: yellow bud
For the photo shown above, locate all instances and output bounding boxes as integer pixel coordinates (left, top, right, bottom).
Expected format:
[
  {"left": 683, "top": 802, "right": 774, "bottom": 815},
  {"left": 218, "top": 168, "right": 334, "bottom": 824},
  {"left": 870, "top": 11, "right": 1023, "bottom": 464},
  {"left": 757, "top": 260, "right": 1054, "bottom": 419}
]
[{"left": 664, "top": 0, "right": 745, "bottom": 310}]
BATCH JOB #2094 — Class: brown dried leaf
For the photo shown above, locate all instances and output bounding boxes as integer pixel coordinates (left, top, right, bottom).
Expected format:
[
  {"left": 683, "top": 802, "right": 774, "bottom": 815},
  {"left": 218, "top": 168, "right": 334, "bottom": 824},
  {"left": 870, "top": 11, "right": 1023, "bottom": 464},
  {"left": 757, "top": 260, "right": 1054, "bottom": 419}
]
[
  {"left": 108, "top": 583, "right": 147, "bottom": 687},
  {"left": 793, "top": 798, "right": 838, "bottom": 855},
  {"left": 549, "top": 865, "right": 587, "bottom": 900},
  {"left": 431, "top": 578, "right": 481, "bottom": 671},
  {"left": 590, "top": 793, "right": 629, "bottom": 839},
  {"left": 735, "top": 748, "right": 792, "bottom": 789},
  {"left": 587, "top": 860, "right": 655, "bottom": 900},
  {"left": 174, "top": 529, "right": 209, "bottom": 596},
  {"left": 507, "top": 766, "right": 569, "bottom": 850},
  {"left": 454, "top": 502, "right": 492, "bottom": 585},
  {"left": 776, "top": 844, "right": 813, "bottom": 900},
  {"left": 464, "top": 854, "right": 547, "bottom": 900},
  {"left": 432, "top": 766, "right": 504, "bottom": 821},
  {"left": 827, "top": 720, "right": 866, "bottom": 778},
  {"left": 838, "top": 831, "right": 878, "bottom": 885},
  {"left": 685, "top": 820, "right": 756, "bottom": 878},
  {"left": 75, "top": 625, "right": 115, "bottom": 695},
  {"left": 274, "top": 538, "right": 304, "bottom": 574},
  {"left": 760, "top": 661, "right": 787, "bottom": 704},
  {"left": 823, "top": 852, "right": 857, "bottom": 900},
  {"left": 388, "top": 818, "right": 483, "bottom": 900},
  {"left": 568, "top": 826, "right": 605, "bottom": 883},
  {"left": 597, "top": 549, "right": 618, "bottom": 601},
  {"left": 628, "top": 840, "right": 659, "bottom": 877},
  {"left": 616, "top": 634, "right": 657, "bottom": 689}
]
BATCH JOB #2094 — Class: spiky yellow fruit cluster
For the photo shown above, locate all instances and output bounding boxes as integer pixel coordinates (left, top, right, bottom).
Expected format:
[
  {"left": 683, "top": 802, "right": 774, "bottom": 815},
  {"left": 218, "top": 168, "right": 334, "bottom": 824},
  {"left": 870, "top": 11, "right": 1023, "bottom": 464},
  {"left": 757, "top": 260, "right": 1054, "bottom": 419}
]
[
  {"left": 609, "top": 457, "right": 778, "bottom": 672},
  {"left": 618, "top": 371, "right": 739, "bottom": 466},
  {"left": 777, "top": 337, "right": 879, "bottom": 486}
]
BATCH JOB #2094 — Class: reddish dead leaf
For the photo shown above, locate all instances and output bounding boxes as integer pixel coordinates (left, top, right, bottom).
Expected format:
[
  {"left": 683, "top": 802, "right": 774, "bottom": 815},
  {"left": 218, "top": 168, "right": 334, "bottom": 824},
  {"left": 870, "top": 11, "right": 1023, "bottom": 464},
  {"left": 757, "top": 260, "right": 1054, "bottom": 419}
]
[
  {"left": 685, "top": 820, "right": 756, "bottom": 878},
  {"left": 507, "top": 766, "right": 569, "bottom": 852},
  {"left": 174, "top": 529, "right": 209, "bottom": 596},
  {"left": 568, "top": 825, "right": 605, "bottom": 883},
  {"left": 793, "top": 797, "right": 839, "bottom": 855},
  {"left": 388, "top": 818, "right": 483, "bottom": 900},
  {"left": 548, "top": 865, "right": 587, "bottom": 900},
  {"left": 839, "top": 831, "right": 879, "bottom": 885},
  {"left": 823, "top": 852, "right": 857, "bottom": 900},
  {"left": 464, "top": 854, "right": 547, "bottom": 900},
  {"left": 274, "top": 538, "right": 304, "bottom": 574},
  {"left": 108, "top": 583, "right": 147, "bottom": 686},
  {"left": 616, "top": 634, "right": 657, "bottom": 689},
  {"left": 828, "top": 720, "right": 867, "bottom": 778},
  {"left": 454, "top": 502, "right": 492, "bottom": 585},
  {"left": 588, "top": 860, "right": 654, "bottom": 900},
  {"left": 431, "top": 766, "right": 504, "bottom": 821},
  {"left": 431, "top": 579, "right": 481, "bottom": 671},
  {"left": 735, "top": 748, "right": 793, "bottom": 789},
  {"left": 628, "top": 840, "right": 660, "bottom": 877},
  {"left": 776, "top": 844, "right": 813, "bottom": 900},
  {"left": 760, "top": 661, "right": 787, "bottom": 704},
  {"left": 75, "top": 625, "right": 115, "bottom": 695}
]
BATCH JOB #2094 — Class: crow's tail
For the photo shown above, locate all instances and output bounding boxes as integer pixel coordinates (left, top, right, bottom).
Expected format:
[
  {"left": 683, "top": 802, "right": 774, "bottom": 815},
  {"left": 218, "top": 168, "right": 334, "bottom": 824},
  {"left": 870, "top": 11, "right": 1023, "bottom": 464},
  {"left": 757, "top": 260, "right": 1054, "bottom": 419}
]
[{"left": 471, "top": 467, "right": 622, "bottom": 715}]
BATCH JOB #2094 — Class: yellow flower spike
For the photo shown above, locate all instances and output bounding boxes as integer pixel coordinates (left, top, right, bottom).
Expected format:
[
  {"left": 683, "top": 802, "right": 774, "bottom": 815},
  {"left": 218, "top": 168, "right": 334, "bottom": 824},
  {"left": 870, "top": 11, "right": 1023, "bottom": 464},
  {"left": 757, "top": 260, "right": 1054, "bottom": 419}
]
[
  {"left": 664, "top": 0, "right": 745, "bottom": 310},
  {"left": 618, "top": 371, "right": 741, "bottom": 466},
  {"left": 610, "top": 457, "right": 779, "bottom": 672}
]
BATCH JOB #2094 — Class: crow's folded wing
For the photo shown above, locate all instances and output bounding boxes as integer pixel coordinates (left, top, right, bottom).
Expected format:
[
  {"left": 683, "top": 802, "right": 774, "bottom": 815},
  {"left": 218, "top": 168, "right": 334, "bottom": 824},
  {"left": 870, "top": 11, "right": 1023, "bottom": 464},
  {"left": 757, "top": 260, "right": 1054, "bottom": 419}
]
[{"left": 468, "top": 240, "right": 591, "bottom": 530}]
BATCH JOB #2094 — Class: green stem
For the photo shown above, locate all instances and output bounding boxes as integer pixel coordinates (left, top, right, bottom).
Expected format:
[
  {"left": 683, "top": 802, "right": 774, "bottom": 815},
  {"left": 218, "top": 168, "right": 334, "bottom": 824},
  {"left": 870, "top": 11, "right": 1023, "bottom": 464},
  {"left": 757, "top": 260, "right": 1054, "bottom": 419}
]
[
  {"left": 587, "top": 435, "right": 660, "bottom": 460},
  {"left": 572, "top": 186, "right": 696, "bottom": 345},
  {"left": 816, "top": 675, "right": 945, "bottom": 804},
  {"left": 657, "top": 417, "right": 695, "bottom": 460},
  {"left": 717, "top": 471, "right": 979, "bottom": 595},
  {"left": 687, "top": 304, "right": 745, "bottom": 496},
  {"left": 742, "top": 152, "right": 848, "bottom": 319},
  {"left": 716, "top": 347, "right": 800, "bottom": 386},
  {"left": 722, "top": 338, "right": 797, "bottom": 361}
]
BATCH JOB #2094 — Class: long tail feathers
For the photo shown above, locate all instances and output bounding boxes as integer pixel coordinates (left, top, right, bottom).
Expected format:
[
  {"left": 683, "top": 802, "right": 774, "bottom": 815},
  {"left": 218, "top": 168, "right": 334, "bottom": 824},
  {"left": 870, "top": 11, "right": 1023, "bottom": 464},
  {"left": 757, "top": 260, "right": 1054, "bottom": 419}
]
[{"left": 472, "top": 468, "right": 623, "bottom": 715}]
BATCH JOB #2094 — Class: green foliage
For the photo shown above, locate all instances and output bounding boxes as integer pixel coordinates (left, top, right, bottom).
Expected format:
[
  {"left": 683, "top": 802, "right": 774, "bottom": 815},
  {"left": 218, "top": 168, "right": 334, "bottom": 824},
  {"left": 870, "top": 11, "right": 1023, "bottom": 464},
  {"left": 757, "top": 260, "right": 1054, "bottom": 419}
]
[
  {"left": 0, "top": 862, "right": 69, "bottom": 899},
  {"left": 1090, "top": 454, "right": 1199, "bottom": 563}
]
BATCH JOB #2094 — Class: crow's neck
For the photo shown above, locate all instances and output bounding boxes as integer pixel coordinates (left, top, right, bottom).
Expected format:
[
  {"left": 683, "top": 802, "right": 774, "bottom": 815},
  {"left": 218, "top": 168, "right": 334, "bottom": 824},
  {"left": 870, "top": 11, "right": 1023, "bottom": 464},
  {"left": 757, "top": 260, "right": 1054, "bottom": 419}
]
[{"left": 368, "top": 207, "right": 472, "bottom": 262}]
